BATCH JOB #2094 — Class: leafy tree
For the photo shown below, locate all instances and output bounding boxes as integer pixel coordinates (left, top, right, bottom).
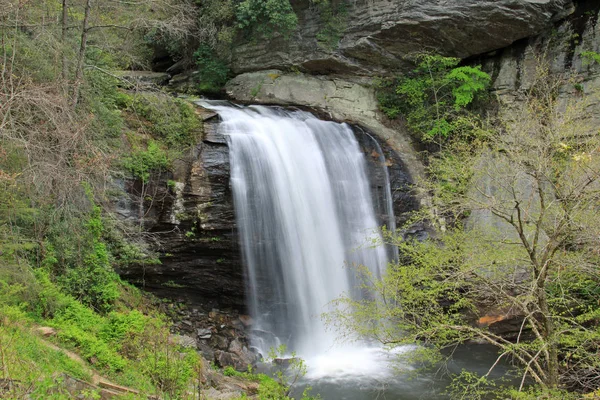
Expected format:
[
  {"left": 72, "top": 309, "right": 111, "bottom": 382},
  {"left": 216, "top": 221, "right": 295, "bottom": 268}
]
[
  {"left": 236, "top": 0, "right": 298, "bottom": 39},
  {"left": 330, "top": 61, "right": 600, "bottom": 397},
  {"left": 376, "top": 54, "right": 491, "bottom": 146}
]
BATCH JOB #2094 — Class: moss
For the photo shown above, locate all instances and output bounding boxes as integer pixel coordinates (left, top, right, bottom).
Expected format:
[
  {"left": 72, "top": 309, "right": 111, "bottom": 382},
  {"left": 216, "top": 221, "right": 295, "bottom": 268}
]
[{"left": 126, "top": 93, "right": 203, "bottom": 148}]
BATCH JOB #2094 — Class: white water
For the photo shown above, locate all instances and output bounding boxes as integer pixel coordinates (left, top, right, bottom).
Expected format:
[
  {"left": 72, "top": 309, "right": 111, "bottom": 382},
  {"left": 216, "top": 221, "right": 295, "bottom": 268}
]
[{"left": 202, "top": 102, "right": 390, "bottom": 374}]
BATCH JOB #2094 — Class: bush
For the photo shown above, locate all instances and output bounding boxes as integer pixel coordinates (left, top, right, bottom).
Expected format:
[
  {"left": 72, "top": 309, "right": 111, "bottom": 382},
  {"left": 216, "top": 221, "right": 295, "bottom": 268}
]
[
  {"left": 128, "top": 94, "right": 202, "bottom": 147},
  {"left": 194, "top": 44, "right": 230, "bottom": 93},
  {"left": 136, "top": 317, "right": 201, "bottom": 398},
  {"left": 46, "top": 204, "right": 121, "bottom": 313},
  {"left": 51, "top": 300, "right": 128, "bottom": 372},
  {"left": 122, "top": 140, "right": 170, "bottom": 183},
  {"left": 375, "top": 53, "right": 491, "bottom": 145},
  {"left": 236, "top": 0, "right": 298, "bottom": 39}
]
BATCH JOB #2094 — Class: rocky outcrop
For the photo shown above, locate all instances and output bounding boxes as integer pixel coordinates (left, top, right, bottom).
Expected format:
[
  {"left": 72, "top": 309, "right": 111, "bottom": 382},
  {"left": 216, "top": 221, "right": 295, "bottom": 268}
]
[
  {"left": 225, "top": 71, "right": 425, "bottom": 184},
  {"left": 483, "top": 2, "right": 600, "bottom": 113},
  {"left": 465, "top": 3, "right": 600, "bottom": 235},
  {"left": 114, "top": 99, "right": 420, "bottom": 312},
  {"left": 230, "top": 0, "right": 574, "bottom": 76},
  {"left": 114, "top": 113, "right": 245, "bottom": 310},
  {"left": 167, "top": 304, "right": 259, "bottom": 371}
]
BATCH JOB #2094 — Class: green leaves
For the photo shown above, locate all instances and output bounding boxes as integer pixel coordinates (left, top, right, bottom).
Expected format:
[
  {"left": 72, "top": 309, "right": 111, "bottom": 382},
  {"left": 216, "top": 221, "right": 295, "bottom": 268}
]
[
  {"left": 194, "top": 45, "right": 230, "bottom": 93},
  {"left": 446, "top": 66, "right": 491, "bottom": 110},
  {"left": 236, "top": 0, "right": 298, "bottom": 39},
  {"left": 376, "top": 53, "right": 491, "bottom": 145},
  {"left": 122, "top": 140, "right": 170, "bottom": 184}
]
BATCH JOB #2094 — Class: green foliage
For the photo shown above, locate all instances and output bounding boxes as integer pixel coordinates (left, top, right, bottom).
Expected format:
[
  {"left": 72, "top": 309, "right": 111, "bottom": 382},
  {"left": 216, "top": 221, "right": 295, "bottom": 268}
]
[
  {"left": 137, "top": 317, "right": 201, "bottom": 398},
  {"left": 0, "top": 1, "right": 208, "bottom": 396},
  {"left": 45, "top": 203, "right": 120, "bottom": 314},
  {"left": 580, "top": 50, "right": 600, "bottom": 66},
  {"left": 52, "top": 301, "right": 128, "bottom": 372},
  {"left": 194, "top": 44, "right": 230, "bottom": 93},
  {"left": 425, "top": 140, "right": 479, "bottom": 208},
  {"left": 326, "top": 230, "right": 476, "bottom": 361},
  {"left": 0, "top": 261, "right": 203, "bottom": 397},
  {"left": 236, "top": 0, "right": 298, "bottom": 39},
  {"left": 0, "top": 310, "right": 92, "bottom": 398},
  {"left": 446, "top": 371, "right": 497, "bottom": 400},
  {"left": 329, "top": 65, "right": 600, "bottom": 393},
  {"left": 128, "top": 94, "right": 202, "bottom": 147},
  {"left": 123, "top": 140, "right": 170, "bottom": 183},
  {"left": 315, "top": 1, "right": 348, "bottom": 50},
  {"left": 226, "top": 346, "right": 319, "bottom": 400},
  {"left": 375, "top": 54, "right": 491, "bottom": 144},
  {"left": 83, "top": 70, "right": 126, "bottom": 139}
]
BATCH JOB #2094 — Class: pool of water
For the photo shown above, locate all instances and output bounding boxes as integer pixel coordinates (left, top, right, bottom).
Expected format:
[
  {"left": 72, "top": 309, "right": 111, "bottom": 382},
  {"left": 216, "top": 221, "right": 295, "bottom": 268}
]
[{"left": 284, "top": 344, "right": 514, "bottom": 400}]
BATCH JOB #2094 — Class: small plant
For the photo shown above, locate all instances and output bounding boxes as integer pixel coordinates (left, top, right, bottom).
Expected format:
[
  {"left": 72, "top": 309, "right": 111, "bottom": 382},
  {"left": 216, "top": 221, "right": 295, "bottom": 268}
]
[
  {"left": 315, "top": 1, "right": 348, "bottom": 50},
  {"left": 123, "top": 140, "right": 170, "bottom": 184},
  {"left": 375, "top": 53, "right": 491, "bottom": 146},
  {"left": 250, "top": 80, "right": 264, "bottom": 98},
  {"left": 581, "top": 50, "right": 600, "bottom": 66},
  {"left": 162, "top": 280, "right": 186, "bottom": 288}
]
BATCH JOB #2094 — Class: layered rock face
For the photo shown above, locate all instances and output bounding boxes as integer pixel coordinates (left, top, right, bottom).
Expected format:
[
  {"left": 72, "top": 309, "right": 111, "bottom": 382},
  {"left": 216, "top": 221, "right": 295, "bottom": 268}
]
[
  {"left": 230, "top": 0, "right": 574, "bottom": 76},
  {"left": 115, "top": 113, "right": 246, "bottom": 310},
  {"left": 115, "top": 106, "right": 419, "bottom": 311},
  {"left": 225, "top": 71, "right": 423, "bottom": 182}
]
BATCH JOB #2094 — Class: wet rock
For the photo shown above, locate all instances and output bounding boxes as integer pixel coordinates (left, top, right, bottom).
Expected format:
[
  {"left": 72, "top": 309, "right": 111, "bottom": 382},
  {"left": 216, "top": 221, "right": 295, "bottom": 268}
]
[
  {"left": 203, "top": 370, "right": 260, "bottom": 399},
  {"left": 114, "top": 114, "right": 245, "bottom": 310},
  {"left": 212, "top": 335, "right": 230, "bottom": 350},
  {"left": 273, "top": 357, "right": 300, "bottom": 368},
  {"left": 238, "top": 315, "right": 254, "bottom": 327},
  {"left": 198, "top": 328, "right": 212, "bottom": 339},
  {"left": 215, "top": 341, "right": 257, "bottom": 372},
  {"left": 228, "top": 339, "right": 244, "bottom": 355},
  {"left": 226, "top": 71, "right": 425, "bottom": 186}
]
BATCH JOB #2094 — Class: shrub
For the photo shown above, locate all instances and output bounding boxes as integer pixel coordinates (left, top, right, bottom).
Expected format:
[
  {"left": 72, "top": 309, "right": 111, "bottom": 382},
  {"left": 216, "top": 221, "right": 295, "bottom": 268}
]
[
  {"left": 128, "top": 94, "right": 202, "bottom": 147},
  {"left": 194, "top": 45, "right": 230, "bottom": 93},
  {"left": 375, "top": 53, "right": 491, "bottom": 145},
  {"left": 236, "top": 0, "right": 298, "bottom": 39},
  {"left": 122, "top": 140, "right": 170, "bottom": 183},
  {"left": 136, "top": 317, "right": 201, "bottom": 398}
]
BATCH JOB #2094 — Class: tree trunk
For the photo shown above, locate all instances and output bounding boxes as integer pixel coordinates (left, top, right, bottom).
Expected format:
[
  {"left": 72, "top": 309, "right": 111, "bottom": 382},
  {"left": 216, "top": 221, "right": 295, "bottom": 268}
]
[
  {"left": 72, "top": 0, "right": 91, "bottom": 108},
  {"left": 61, "top": 0, "right": 68, "bottom": 81},
  {"left": 536, "top": 268, "right": 560, "bottom": 388}
]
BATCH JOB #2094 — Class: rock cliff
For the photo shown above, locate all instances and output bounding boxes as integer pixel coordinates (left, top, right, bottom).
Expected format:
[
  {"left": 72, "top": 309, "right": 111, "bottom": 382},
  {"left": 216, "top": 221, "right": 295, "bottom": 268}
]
[
  {"left": 115, "top": 104, "right": 420, "bottom": 311},
  {"left": 230, "top": 0, "right": 574, "bottom": 76},
  {"left": 115, "top": 113, "right": 245, "bottom": 309}
]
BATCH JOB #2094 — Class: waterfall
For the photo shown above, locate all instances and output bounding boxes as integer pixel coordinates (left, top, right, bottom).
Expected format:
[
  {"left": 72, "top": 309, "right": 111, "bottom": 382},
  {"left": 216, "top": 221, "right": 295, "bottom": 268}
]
[{"left": 201, "top": 102, "right": 389, "bottom": 359}]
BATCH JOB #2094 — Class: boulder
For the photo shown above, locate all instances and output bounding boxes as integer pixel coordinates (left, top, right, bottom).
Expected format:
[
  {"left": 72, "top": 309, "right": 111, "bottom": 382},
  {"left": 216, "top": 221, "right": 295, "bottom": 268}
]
[{"left": 169, "top": 334, "right": 197, "bottom": 348}]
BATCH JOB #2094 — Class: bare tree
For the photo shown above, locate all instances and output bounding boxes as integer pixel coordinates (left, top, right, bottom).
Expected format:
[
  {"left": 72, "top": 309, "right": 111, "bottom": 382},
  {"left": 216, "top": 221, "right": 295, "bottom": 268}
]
[{"left": 327, "top": 61, "right": 600, "bottom": 396}]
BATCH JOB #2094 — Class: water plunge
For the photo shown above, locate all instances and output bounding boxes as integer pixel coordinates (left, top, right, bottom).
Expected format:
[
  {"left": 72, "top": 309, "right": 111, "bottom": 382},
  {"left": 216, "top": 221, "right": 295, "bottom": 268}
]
[{"left": 203, "top": 102, "right": 390, "bottom": 369}]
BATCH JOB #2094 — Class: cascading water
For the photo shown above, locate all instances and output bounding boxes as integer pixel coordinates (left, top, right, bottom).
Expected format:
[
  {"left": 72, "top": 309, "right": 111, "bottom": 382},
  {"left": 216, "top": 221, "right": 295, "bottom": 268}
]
[
  {"left": 202, "top": 101, "right": 391, "bottom": 373},
  {"left": 199, "top": 103, "right": 515, "bottom": 399}
]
